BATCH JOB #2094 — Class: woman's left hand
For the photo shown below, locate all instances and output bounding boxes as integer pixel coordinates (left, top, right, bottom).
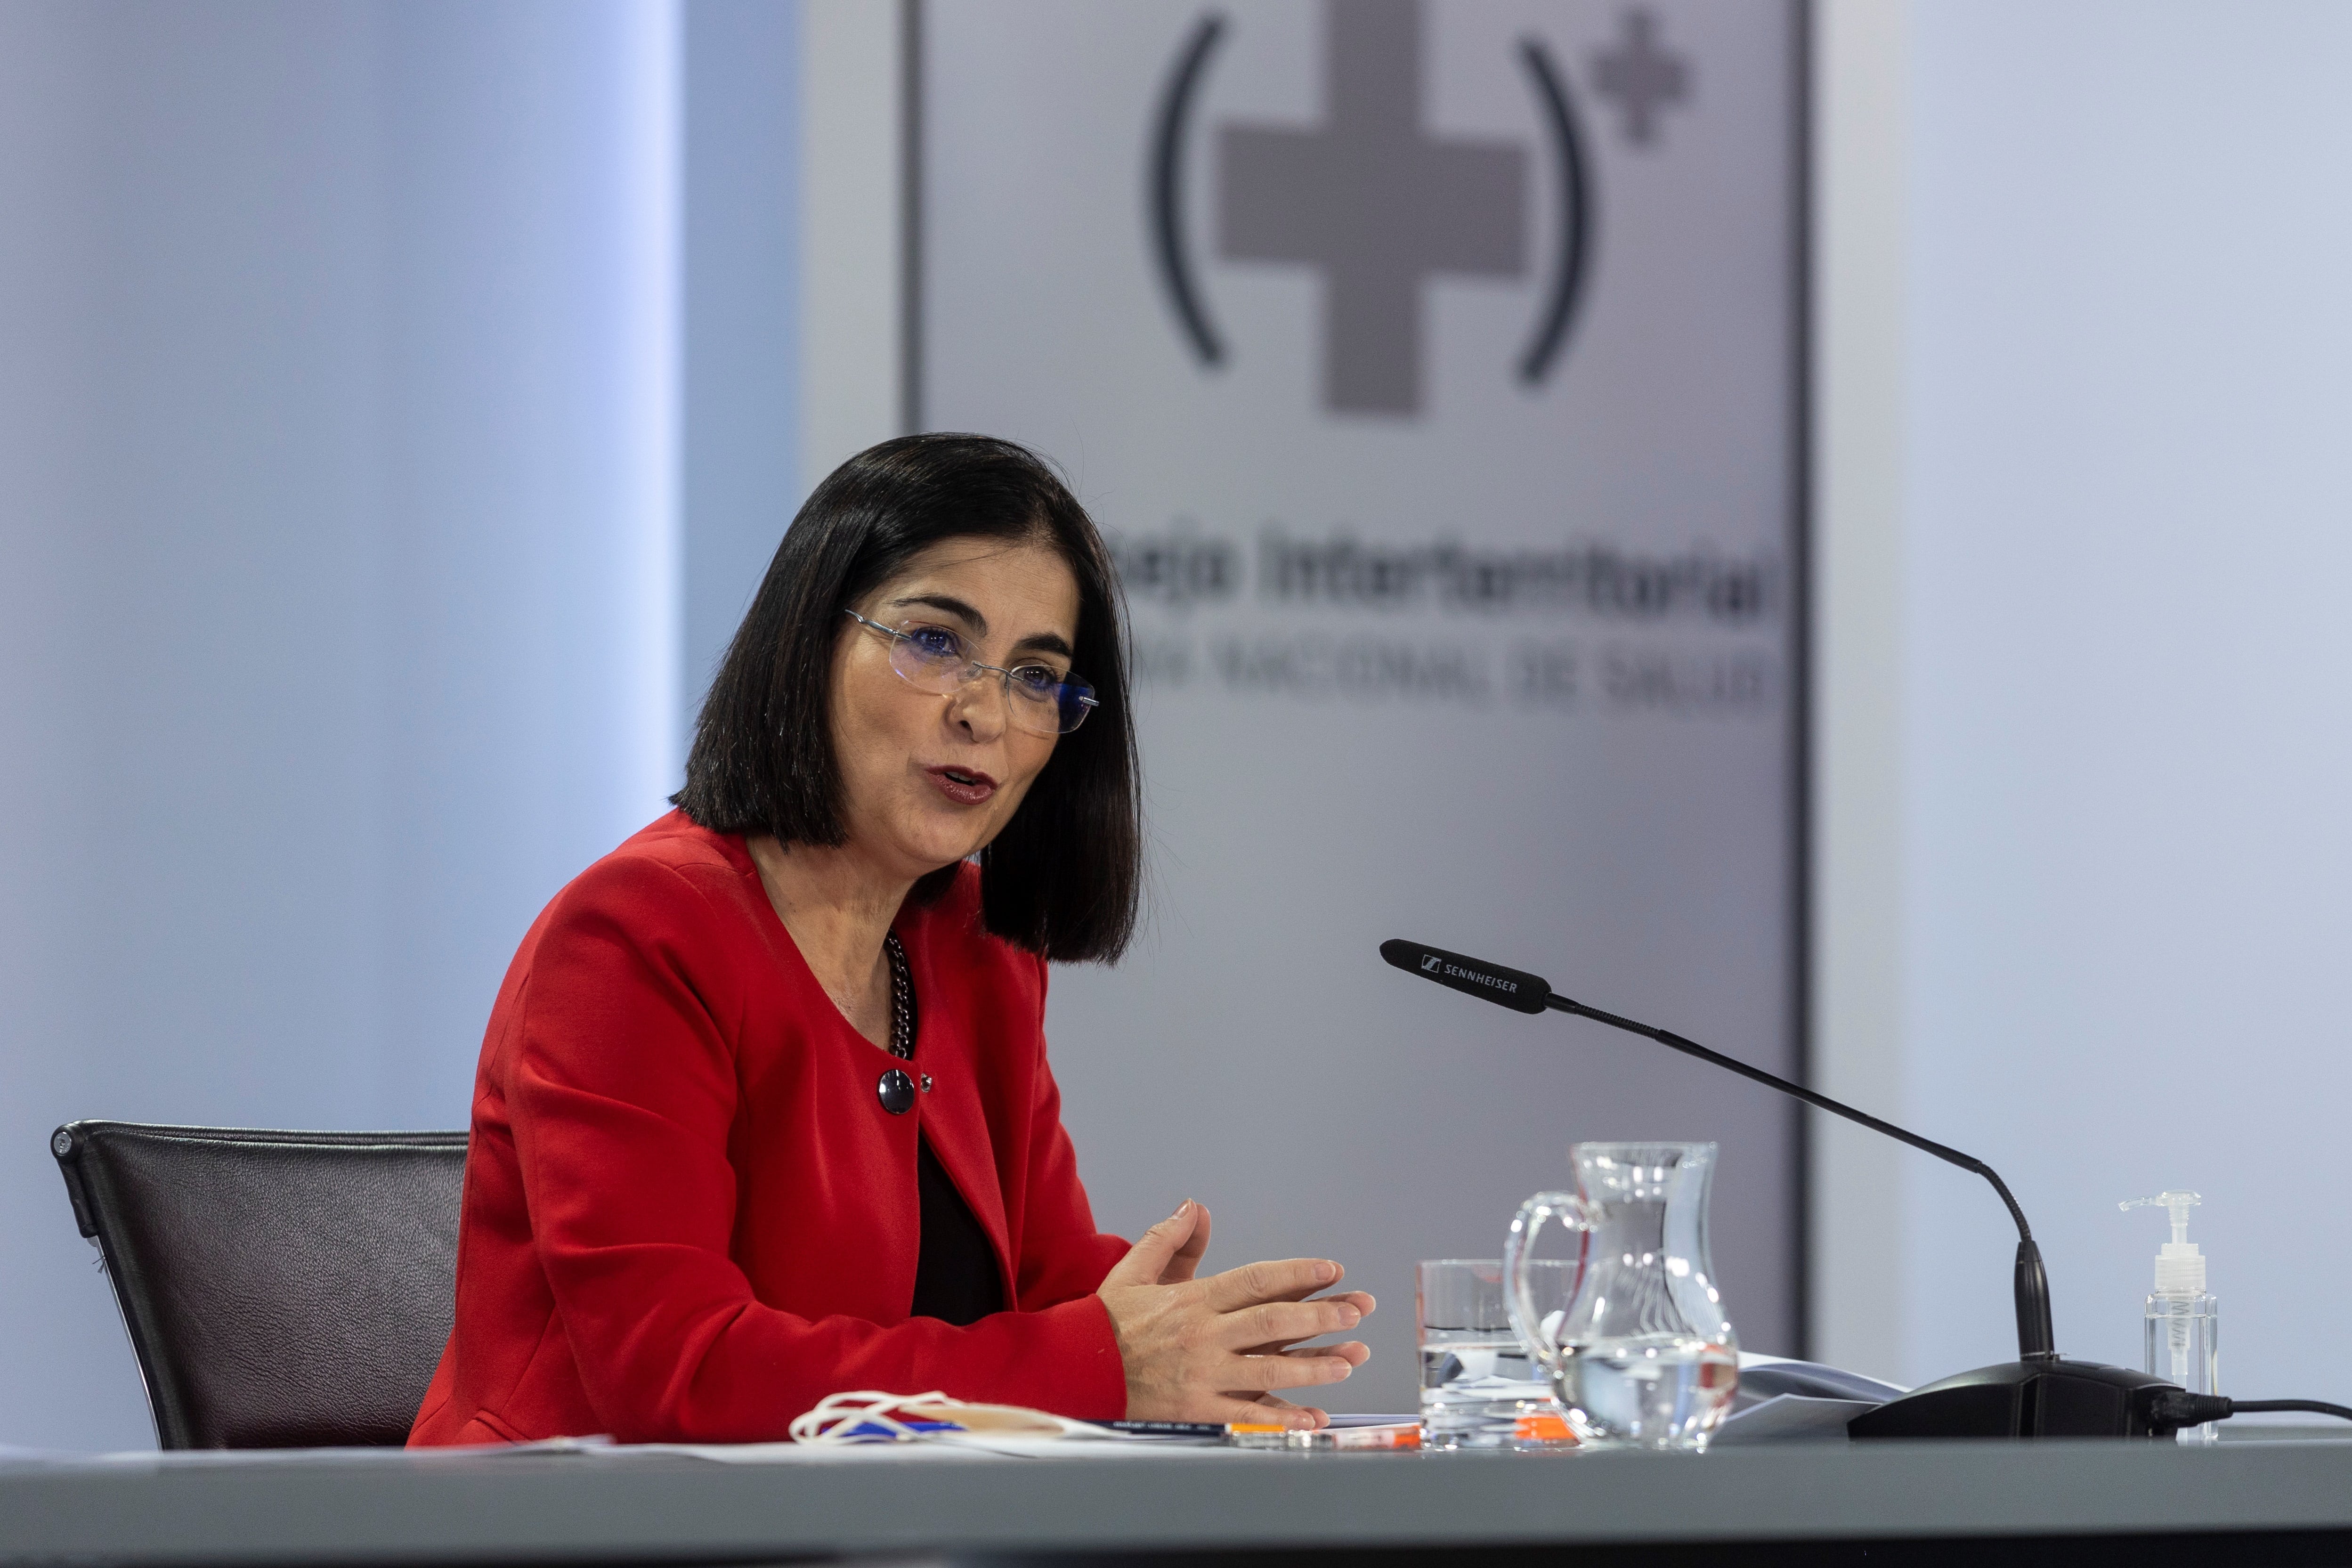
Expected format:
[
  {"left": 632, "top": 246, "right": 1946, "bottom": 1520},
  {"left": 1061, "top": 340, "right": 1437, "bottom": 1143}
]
[
  {"left": 1197, "top": 1203, "right": 1374, "bottom": 1419},
  {"left": 1099, "top": 1199, "right": 1375, "bottom": 1428}
]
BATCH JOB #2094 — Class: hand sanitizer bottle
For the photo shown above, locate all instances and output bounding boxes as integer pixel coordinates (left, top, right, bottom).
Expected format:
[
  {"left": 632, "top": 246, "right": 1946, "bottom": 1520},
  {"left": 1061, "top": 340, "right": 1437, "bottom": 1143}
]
[{"left": 2120, "top": 1191, "right": 2219, "bottom": 1444}]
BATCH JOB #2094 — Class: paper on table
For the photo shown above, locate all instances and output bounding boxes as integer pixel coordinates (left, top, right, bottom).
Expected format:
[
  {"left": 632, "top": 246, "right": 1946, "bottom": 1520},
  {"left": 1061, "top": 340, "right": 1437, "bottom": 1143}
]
[
  {"left": 1735, "top": 1353, "right": 1909, "bottom": 1404},
  {"left": 619, "top": 1437, "right": 1264, "bottom": 1462},
  {"left": 1711, "top": 1395, "right": 1877, "bottom": 1446}
]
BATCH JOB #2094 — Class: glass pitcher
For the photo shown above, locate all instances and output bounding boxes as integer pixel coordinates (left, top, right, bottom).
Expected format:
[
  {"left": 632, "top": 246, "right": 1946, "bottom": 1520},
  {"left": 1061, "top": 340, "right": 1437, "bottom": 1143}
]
[{"left": 1504, "top": 1141, "right": 1739, "bottom": 1450}]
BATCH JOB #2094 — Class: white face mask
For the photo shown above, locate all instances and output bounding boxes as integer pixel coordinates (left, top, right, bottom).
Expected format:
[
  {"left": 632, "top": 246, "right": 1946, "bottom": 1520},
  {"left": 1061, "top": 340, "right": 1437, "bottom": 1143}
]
[{"left": 787, "top": 1389, "right": 1122, "bottom": 1448}]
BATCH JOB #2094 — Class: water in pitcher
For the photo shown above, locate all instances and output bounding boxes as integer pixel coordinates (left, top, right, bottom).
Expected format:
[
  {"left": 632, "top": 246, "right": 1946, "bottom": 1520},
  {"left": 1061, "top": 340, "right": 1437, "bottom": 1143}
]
[
  {"left": 1554, "top": 1335, "right": 1739, "bottom": 1448},
  {"left": 1509, "top": 1144, "right": 1740, "bottom": 1451},
  {"left": 1418, "top": 1334, "right": 1561, "bottom": 1449}
]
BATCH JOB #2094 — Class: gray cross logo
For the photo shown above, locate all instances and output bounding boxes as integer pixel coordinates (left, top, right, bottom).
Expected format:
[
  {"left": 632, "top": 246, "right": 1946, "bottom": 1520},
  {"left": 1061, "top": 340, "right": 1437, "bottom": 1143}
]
[
  {"left": 1216, "top": 0, "right": 1526, "bottom": 416},
  {"left": 1592, "top": 8, "right": 1691, "bottom": 147}
]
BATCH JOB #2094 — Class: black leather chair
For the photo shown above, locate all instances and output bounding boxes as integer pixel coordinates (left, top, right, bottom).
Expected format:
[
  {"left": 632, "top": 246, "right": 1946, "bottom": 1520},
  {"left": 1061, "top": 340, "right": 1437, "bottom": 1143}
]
[{"left": 50, "top": 1121, "right": 467, "bottom": 1449}]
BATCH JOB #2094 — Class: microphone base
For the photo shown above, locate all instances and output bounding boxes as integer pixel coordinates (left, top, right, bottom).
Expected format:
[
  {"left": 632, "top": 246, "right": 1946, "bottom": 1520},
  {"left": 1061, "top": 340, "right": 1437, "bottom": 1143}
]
[{"left": 1847, "top": 1358, "right": 2182, "bottom": 1439}]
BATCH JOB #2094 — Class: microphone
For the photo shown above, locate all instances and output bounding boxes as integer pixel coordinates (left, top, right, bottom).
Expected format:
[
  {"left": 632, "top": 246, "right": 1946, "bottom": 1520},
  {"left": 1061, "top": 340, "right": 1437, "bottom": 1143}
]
[{"left": 1380, "top": 937, "right": 2187, "bottom": 1439}]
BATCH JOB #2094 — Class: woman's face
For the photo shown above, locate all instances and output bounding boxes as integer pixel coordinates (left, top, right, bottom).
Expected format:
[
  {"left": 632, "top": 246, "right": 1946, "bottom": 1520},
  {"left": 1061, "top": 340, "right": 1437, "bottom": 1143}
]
[{"left": 829, "top": 535, "right": 1083, "bottom": 882}]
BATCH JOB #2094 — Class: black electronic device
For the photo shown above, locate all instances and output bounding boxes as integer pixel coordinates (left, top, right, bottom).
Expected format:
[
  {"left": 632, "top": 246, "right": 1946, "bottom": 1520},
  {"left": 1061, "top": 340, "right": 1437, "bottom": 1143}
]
[{"left": 1378, "top": 938, "right": 2189, "bottom": 1439}]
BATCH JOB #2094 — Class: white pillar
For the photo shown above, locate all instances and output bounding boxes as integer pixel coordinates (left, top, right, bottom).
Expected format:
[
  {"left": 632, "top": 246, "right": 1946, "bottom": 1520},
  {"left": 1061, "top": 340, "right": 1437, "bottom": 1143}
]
[
  {"left": 1809, "top": 0, "right": 1912, "bottom": 1385},
  {"left": 0, "top": 0, "right": 683, "bottom": 1450}
]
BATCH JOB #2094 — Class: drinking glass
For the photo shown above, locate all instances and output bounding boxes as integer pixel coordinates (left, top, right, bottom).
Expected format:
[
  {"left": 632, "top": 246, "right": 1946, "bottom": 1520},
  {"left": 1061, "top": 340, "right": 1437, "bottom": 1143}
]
[{"left": 1416, "top": 1259, "right": 1575, "bottom": 1450}]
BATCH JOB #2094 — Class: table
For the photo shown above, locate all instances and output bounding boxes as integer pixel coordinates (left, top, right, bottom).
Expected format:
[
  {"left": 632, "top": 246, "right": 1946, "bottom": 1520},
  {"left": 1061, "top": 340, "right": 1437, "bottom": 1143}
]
[{"left": 7, "top": 1431, "right": 2352, "bottom": 1567}]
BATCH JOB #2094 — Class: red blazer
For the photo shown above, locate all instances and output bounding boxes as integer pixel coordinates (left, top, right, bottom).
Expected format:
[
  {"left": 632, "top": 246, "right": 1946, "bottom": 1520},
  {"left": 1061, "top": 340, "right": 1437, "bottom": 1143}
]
[{"left": 408, "top": 812, "right": 1132, "bottom": 1445}]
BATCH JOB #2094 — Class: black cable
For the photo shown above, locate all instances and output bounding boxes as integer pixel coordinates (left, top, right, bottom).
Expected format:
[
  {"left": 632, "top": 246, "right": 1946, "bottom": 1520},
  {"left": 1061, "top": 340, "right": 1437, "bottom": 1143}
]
[
  {"left": 2228, "top": 1398, "right": 2352, "bottom": 1422},
  {"left": 2141, "top": 1389, "right": 2352, "bottom": 1431}
]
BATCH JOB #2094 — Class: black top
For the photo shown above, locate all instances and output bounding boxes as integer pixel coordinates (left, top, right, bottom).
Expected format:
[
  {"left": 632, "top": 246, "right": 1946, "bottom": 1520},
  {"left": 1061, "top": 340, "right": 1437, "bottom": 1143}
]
[
  {"left": 911, "top": 1135, "right": 1004, "bottom": 1324},
  {"left": 885, "top": 930, "right": 1002, "bottom": 1325}
]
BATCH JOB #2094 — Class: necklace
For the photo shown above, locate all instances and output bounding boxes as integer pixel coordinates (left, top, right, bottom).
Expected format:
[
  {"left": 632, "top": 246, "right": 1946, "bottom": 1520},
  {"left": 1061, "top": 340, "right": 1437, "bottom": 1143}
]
[{"left": 883, "top": 932, "right": 916, "bottom": 1059}]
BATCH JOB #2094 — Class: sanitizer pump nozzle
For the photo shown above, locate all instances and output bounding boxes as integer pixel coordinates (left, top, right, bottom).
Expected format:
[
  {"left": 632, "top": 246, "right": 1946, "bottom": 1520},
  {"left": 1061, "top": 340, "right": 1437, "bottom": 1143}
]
[
  {"left": 2119, "top": 1191, "right": 2220, "bottom": 1442},
  {"left": 2124, "top": 1190, "right": 2206, "bottom": 1298}
]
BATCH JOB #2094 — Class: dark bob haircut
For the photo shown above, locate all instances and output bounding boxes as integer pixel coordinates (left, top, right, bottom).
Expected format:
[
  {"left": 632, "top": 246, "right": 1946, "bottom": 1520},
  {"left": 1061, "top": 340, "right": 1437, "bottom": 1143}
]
[{"left": 673, "top": 433, "right": 1140, "bottom": 963}]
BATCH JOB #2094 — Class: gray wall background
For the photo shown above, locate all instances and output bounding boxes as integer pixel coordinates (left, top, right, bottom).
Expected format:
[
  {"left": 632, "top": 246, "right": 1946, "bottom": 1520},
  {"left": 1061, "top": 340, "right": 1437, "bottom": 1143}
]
[
  {"left": 12, "top": 0, "right": 2342, "bottom": 1450},
  {"left": 684, "top": 0, "right": 802, "bottom": 726}
]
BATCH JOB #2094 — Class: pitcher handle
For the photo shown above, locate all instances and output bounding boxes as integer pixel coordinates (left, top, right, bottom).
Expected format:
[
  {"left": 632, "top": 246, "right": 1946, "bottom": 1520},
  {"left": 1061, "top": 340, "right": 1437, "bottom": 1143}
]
[{"left": 1506, "top": 1190, "right": 1592, "bottom": 1374}]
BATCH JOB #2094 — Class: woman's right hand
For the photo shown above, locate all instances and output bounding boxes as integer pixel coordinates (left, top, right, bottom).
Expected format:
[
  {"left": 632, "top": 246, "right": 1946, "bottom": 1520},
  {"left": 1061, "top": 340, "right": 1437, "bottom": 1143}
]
[{"left": 1096, "top": 1199, "right": 1375, "bottom": 1430}]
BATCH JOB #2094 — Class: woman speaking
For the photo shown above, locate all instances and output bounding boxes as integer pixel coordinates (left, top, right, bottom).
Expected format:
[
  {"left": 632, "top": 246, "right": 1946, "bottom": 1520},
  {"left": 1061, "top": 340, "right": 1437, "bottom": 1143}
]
[{"left": 410, "top": 435, "right": 1371, "bottom": 1445}]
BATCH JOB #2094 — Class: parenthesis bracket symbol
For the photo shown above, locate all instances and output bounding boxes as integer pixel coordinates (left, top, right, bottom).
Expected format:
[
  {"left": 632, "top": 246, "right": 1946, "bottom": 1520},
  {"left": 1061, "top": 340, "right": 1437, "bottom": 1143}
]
[
  {"left": 1150, "top": 12, "right": 1227, "bottom": 366},
  {"left": 1517, "top": 36, "right": 1593, "bottom": 385}
]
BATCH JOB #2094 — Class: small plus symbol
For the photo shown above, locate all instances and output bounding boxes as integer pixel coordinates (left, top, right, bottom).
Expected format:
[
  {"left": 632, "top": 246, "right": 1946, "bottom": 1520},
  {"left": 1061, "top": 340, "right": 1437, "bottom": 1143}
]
[
  {"left": 1217, "top": 0, "right": 1526, "bottom": 416},
  {"left": 1592, "top": 8, "right": 1691, "bottom": 148}
]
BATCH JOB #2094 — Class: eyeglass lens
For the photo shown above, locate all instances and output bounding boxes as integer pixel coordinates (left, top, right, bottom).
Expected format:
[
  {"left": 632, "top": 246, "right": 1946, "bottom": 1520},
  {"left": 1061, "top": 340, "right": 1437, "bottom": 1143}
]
[{"left": 885, "top": 623, "right": 1094, "bottom": 735}]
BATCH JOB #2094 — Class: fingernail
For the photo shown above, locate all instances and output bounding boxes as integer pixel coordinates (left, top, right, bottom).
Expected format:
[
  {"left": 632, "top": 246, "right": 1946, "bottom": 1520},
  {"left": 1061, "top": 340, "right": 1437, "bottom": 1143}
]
[
  {"left": 1338, "top": 1306, "right": 1361, "bottom": 1327},
  {"left": 1314, "top": 1261, "right": 1337, "bottom": 1284},
  {"left": 1330, "top": 1360, "right": 1353, "bottom": 1380},
  {"left": 1170, "top": 1199, "right": 1191, "bottom": 1221}
]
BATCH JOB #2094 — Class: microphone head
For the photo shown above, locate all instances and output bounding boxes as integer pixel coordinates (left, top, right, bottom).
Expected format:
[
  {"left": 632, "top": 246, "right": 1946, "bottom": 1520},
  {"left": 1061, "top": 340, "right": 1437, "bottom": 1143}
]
[{"left": 1379, "top": 940, "right": 1552, "bottom": 1016}]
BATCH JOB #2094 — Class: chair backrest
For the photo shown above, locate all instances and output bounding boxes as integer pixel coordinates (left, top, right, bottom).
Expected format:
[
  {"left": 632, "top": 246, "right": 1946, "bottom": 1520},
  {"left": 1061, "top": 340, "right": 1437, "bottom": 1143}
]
[{"left": 50, "top": 1121, "right": 467, "bottom": 1449}]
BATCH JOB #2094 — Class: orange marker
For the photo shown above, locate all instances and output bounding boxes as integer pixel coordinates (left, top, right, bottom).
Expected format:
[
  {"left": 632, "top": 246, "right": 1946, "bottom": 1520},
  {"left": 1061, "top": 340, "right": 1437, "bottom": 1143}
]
[{"left": 1514, "top": 1412, "right": 1575, "bottom": 1443}]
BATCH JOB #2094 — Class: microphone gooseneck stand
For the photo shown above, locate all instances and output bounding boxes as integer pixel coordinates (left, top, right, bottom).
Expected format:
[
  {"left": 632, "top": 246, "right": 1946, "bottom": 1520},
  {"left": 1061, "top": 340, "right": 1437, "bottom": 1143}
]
[
  {"left": 1539, "top": 983, "right": 2057, "bottom": 1366},
  {"left": 1380, "top": 938, "right": 2185, "bottom": 1438}
]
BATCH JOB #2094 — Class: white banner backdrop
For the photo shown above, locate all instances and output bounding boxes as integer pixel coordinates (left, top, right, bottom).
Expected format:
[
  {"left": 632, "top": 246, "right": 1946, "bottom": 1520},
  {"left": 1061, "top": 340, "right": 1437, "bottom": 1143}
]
[{"left": 919, "top": 0, "right": 1801, "bottom": 1406}]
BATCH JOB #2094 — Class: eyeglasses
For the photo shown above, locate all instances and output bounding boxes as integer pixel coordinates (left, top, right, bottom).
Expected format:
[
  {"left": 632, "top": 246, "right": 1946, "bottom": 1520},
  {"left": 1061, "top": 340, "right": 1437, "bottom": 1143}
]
[{"left": 845, "top": 609, "right": 1100, "bottom": 736}]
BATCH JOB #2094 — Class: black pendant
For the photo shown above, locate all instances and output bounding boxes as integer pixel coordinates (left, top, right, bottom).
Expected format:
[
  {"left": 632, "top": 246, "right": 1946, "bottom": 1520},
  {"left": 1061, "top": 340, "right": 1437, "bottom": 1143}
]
[{"left": 877, "top": 1067, "right": 916, "bottom": 1115}]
